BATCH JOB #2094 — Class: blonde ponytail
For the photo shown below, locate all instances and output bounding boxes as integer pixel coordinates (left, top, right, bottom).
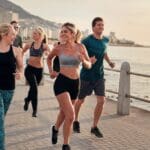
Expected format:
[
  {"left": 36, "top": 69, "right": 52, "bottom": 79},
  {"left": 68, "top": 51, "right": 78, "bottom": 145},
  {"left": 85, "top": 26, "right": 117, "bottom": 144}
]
[{"left": 75, "top": 29, "right": 82, "bottom": 43}]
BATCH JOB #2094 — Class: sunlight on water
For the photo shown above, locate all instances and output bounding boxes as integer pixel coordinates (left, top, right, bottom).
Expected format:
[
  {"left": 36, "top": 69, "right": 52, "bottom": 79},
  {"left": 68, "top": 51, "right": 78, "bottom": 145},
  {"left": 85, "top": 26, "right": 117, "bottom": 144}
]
[
  {"left": 107, "top": 46, "right": 150, "bottom": 73},
  {"left": 105, "top": 46, "right": 150, "bottom": 111}
]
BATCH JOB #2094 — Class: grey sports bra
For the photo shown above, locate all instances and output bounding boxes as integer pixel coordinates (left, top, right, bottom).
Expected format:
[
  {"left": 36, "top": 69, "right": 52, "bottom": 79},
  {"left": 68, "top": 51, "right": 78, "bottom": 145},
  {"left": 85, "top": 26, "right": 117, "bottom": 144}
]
[{"left": 59, "top": 53, "right": 81, "bottom": 67}]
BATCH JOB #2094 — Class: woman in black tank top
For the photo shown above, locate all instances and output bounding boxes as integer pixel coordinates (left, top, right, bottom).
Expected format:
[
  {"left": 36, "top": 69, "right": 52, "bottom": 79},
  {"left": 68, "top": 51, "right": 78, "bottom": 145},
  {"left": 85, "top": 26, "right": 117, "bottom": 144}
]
[
  {"left": 0, "top": 23, "right": 23, "bottom": 150},
  {"left": 22, "top": 27, "right": 50, "bottom": 117}
]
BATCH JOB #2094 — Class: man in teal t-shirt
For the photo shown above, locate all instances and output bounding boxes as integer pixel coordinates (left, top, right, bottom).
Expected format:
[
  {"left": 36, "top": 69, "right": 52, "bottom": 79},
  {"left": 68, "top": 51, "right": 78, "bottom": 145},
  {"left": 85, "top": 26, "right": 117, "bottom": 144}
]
[
  {"left": 81, "top": 35, "right": 109, "bottom": 81},
  {"left": 73, "top": 17, "right": 115, "bottom": 137}
]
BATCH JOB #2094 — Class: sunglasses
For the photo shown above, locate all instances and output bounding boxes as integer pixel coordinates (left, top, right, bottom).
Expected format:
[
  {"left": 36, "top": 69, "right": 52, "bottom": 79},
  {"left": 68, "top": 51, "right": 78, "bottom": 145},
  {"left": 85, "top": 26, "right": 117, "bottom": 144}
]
[{"left": 14, "top": 26, "right": 19, "bottom": 30}]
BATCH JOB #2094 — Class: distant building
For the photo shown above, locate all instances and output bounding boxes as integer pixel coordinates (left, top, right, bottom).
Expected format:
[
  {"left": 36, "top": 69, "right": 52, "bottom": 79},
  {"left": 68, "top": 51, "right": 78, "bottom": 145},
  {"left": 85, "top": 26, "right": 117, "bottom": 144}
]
[
  {"left": 20, "top": 25, "right": 53, "bottom": 41},
  {"left": 0, "top": 8, "right": 19, "bottom": 23},
  {"left": 82, "top": 29, "right": 89, "bottom": 38},
  {"left": 118, "top": 39, "right": 135, "bottom": 46},
  {"left": 109, "top": 31, "right": 136, "bottom": 46},
  {"left": 21, "top": 28, "right": 28, "bottom": 40},
  {"left": 0, "top": 7, "right": 6, "bottom": 23},
  {"left": 109, "top": 32, "right": 118, "bottom": 44},
  {"left": 51, "top": 29, "right": 59, "bottom": 40}
]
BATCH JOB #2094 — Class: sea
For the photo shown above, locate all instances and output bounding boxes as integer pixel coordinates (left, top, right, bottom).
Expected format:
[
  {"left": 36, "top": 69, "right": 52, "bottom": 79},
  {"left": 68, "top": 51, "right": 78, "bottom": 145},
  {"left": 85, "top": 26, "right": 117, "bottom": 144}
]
[{"left": 104, "top": 46, "right": 150, "bottom": 111}]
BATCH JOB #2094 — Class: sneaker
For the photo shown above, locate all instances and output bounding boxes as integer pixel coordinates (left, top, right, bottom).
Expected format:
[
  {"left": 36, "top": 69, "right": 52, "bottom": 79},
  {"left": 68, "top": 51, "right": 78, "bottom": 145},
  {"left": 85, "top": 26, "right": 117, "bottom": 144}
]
[
  {"left": 52, "top": 126, "right": 58, "bottom": 144},
  {"left": 73, "top": 121, "right": 80, "bottom": 133},
  {"left": 24, "top": 98, "right": 29, "bottom": 111},
  {"left": 91, "top": 127, "right": 103, "bottom": 138},
  {"left": 32, "top": 111, "right": 37, "bottom": 117},
  {"left": 62, "top": 144, "right": 71, "bottom": 150}
]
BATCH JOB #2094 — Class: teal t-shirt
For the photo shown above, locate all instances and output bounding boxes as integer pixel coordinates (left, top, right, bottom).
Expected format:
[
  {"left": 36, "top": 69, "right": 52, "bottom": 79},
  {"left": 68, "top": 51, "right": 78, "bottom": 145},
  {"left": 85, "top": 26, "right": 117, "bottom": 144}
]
[{"left": 80, "top": 35, "right": 109, "bottom": 81}]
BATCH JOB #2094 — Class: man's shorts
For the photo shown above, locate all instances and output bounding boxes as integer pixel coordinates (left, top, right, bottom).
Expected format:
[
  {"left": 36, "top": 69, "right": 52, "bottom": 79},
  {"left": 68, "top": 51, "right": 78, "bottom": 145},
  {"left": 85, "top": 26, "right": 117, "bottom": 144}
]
[{"left": 78, "top": 79, "right": 105, "bottom": 100}]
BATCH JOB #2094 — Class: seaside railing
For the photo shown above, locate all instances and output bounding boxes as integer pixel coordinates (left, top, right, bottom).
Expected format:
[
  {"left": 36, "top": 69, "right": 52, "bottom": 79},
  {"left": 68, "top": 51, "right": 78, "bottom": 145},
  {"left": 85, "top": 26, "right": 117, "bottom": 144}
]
[
  {"left": 43, "top": 61, "right": 150, "bottom": 116},
  {"left": 105, "top": 62, "right": 150, "bottom": 115}
]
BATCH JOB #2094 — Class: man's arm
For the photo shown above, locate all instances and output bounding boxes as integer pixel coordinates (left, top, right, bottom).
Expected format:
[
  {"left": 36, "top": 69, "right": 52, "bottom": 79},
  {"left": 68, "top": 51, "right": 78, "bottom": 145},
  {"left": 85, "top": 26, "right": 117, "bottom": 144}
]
[
  {"left": 19, "top": 35, "right": 23, "bottom": 48},
  {"left": 104, "top": 53, "right": 115, "bottom": 68}
]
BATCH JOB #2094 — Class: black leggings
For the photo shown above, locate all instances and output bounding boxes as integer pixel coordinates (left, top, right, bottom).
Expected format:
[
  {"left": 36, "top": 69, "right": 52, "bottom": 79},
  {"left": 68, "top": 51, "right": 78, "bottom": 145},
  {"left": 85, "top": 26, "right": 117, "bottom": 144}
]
[{"left": 24, "top": 65, "right": 43, "bottom": 111}]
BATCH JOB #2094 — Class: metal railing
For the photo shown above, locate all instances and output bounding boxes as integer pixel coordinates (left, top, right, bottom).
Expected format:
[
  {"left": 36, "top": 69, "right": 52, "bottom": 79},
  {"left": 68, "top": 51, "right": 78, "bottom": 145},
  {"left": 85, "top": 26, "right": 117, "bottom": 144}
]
[
  {"left": 129, "top": 72, "right": 150, "bottom": 78},
  {"left": 43, "top": 61, "right": 149, "bottom": 115},
  {"left": 105, "top": 67, "right": 150, "bottom": 103},
  {"left": 105, "top": 62, "right": 150, "bottom": 115}
]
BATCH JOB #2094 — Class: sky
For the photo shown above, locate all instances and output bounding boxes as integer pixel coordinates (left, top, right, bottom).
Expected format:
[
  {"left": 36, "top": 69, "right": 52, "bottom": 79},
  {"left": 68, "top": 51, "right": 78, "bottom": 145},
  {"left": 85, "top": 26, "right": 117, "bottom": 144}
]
[{"left": 9, "top": 0, "right": 150, "bottom": 45}]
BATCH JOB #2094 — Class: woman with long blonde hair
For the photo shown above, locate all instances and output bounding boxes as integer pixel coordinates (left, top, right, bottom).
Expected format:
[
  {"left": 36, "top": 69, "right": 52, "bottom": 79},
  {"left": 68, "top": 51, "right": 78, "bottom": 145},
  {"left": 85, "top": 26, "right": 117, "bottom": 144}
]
[
  {"left": 47, "top": 22, "right": 91, "bottom": 150},
  {"left": 23, "top": 27, "right": 50, "bottom": 117}
]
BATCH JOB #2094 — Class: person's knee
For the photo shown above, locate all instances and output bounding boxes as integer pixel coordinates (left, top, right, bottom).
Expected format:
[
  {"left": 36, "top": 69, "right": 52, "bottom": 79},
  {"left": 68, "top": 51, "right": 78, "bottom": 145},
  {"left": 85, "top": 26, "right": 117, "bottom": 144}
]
[
  {"left": 66, "top": 115, "right": 74, "bottom": 123},
  {"left": 97, "top": 97, "right": 105, "bottom": 106},
  {"left": 66, "top": 111, "right": 75, "bottom": 123}
]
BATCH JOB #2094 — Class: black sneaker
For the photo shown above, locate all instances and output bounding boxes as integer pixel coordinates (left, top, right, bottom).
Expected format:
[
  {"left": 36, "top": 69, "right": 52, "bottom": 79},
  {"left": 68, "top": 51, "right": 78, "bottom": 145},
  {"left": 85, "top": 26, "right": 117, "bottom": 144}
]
[
  {"left": 24, "top": 98, "right": 29, "bottom": 111},
  {"left": 91, "top": 127, "right": 103, "bottom": 138},
  {"left": 52, "top": 126, "right": 58, "bottom": 144},
  {"left": 73, "top": 121, "right": 80, "bottom": 133},
  {"left": 62, "top": 144, "right": 71, "bottom": 150},
  {"left": 32, "top": 111, "right": 37, "bottom": 117}
]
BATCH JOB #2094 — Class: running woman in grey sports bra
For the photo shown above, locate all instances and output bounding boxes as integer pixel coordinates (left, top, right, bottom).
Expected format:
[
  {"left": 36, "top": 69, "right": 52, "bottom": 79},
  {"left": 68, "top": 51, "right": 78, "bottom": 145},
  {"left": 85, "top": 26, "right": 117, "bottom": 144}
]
[{"left": 47, "top": 22, "right": 92, "bottom": 150}]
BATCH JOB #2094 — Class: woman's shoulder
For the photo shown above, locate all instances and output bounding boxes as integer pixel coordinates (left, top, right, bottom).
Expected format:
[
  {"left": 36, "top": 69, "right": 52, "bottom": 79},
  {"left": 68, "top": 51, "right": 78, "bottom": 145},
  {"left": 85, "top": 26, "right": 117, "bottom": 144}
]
[
  {"left": 51, "top": 44, "right": 62, "bottom": 55},
  {"left": 75, "top": 43, "right": 86, "bottom": 54},
  {"left": 12, "top": 46, "right": 22, "bottom": 57},
  {"left": 76, "top": 42, "right": 85, "bottom": 50}
]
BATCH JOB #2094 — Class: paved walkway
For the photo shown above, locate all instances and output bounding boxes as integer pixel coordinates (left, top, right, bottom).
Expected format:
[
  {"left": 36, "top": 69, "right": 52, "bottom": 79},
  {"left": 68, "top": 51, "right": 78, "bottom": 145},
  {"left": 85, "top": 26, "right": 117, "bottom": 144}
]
[{"left": 5, "top": 79, "right": 150, "bottom": 150}]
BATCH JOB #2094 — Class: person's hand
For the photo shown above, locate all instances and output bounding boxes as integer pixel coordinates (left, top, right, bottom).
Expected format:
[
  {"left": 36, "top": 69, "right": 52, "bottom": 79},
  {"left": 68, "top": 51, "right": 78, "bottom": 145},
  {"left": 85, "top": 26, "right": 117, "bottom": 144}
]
[
  {"left": 13, "top": 70, "right": 22, "bottom": 80},
  {"left": 90, "top": 56, "right": 97, "bottom": 64},
  {"left": 44, "top": 51, "right": 49, "bottom": 56},
  {"left": 109, "top": 62, "right": 115, "bottom": 68},
  {"left": 50, "top": 71, "right": 58, "bottom": 79},
  {"left": 77, "top": 51, "right": 85, "bottom": 63}
]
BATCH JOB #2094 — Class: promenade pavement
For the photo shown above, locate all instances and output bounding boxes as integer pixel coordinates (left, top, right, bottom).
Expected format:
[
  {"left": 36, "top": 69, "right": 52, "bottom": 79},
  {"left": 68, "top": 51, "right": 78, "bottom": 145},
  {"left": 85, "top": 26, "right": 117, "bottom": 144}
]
[{"left": 5, "top": 79, "right": 150, "bottom": 150}]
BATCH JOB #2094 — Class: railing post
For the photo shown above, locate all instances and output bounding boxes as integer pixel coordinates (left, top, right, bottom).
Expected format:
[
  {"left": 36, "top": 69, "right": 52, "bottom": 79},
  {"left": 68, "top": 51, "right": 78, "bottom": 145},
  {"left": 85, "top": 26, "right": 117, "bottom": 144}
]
[{"left": 117, "top": 62, "right": 130, "bottom": 115}]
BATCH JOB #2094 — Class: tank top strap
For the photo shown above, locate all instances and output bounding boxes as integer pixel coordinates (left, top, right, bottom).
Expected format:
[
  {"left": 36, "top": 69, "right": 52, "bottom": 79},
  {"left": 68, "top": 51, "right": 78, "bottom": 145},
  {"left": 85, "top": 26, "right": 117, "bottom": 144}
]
[{"left": 10, "top": 45, "right": 16, "bottom": 59}]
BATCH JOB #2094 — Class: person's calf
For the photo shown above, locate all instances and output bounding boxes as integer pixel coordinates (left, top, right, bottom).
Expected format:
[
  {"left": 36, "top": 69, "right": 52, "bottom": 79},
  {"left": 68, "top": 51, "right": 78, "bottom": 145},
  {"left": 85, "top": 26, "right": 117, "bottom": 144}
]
[{"left": 74, "top": 100, "right": 84, "bottom": 120}]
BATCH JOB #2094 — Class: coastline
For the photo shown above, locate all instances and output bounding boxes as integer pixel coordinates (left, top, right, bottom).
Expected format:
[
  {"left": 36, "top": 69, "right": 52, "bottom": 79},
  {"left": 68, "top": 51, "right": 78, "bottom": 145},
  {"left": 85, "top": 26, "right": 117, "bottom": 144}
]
[{"left": 109, "top": 43, "right": 150, "bottom": 48}]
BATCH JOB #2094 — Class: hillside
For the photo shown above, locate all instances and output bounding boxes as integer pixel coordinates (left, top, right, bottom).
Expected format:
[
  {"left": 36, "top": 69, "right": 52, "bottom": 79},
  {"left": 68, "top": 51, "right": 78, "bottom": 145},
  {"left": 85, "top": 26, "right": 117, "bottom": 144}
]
[{"left": 0, "top": 0, "right": 60, "bottom": 29}]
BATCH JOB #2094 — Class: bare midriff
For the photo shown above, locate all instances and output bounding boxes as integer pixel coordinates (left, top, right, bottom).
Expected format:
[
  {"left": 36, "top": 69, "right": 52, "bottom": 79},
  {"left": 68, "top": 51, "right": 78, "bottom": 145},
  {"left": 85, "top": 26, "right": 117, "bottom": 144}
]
[
  {"left": 60, "top": 67, "right": 80, "bottom": 79},
  {"left": 28, "top": 56, "right": 43, "bottom": 68}
]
